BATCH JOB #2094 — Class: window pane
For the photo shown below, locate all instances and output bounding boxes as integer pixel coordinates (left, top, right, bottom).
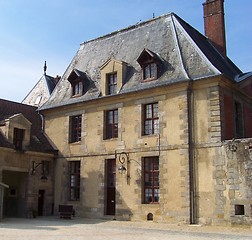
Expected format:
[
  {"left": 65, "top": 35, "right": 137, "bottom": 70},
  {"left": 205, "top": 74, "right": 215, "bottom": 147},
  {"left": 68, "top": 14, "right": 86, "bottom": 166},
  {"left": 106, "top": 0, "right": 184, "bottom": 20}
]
[
  {"left": 154, "top": 189, "right": 160, "bottom": 202},
  {"left": 143, "top": 103, "right": 159, "bottom": 135},
  {"left": 145, "top": 104, "right": 152, "bottom": 118},
  {"left": 143, "top": 157, "right": 159, "bottom": 203},
  {"left": 144, "top": 65, "right": 150, "bottom": 79},
  {"left": 108, "top": 73, "right": 117, "bottom": 95},
  {"left": 69, "top": 161, "right": 80, "bottom": 201},
  {"left": 105, "top": 109, "right": 118, "bottom": 139},
  {"left": 150, "top": 63, "right": 157, "bottom": 78},
  {"left": 153, "top": 103, "right": 158, "bottom": 117},
  {"left": 114, "top": 110, "right": 118, "bottom": 123},
  {"left": 13, "top": 128, "right": 25, "bottom": 150},
  {"left": 70, "top": 115, "right": 82, "bottom": 143},
  {"left": 154, "top": 159, "right": 159, "bottom": 170},
  {"left": 144, "top": 120, "right": 152, "bottom": 135},
  {"left": 143, "top": 63, "right": 157, "bottom": 80},
  {"left": 73, "top": 80, "right": 83, "bottom": 96}
]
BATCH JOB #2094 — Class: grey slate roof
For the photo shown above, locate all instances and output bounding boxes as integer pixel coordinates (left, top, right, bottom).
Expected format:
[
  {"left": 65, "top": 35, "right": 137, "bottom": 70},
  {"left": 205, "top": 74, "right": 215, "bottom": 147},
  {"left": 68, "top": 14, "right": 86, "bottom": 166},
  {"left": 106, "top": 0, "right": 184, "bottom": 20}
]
[
  {"left": 22, "top": 74, "right": 58, "bottom": 107},
  {"left": 0, "top": 99, "right": 56, "bottom": 153},
  {"left": 40, "top": 13, "right": 243, "bottom": 110}
]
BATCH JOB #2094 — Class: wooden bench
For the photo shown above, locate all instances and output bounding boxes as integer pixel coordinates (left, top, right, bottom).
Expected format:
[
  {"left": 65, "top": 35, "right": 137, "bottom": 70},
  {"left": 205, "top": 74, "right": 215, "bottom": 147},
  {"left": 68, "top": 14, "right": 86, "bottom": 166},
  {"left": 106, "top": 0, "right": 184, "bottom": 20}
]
[{"left": 58, "top": 205, "right": 74, "bottom": 219}]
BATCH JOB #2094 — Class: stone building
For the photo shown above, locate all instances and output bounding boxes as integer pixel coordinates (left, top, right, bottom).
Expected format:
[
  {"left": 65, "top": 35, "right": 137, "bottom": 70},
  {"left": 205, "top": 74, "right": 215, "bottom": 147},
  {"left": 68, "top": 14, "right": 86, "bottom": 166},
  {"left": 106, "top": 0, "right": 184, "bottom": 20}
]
[
  {"left": 38, "top": 0, "right": 252, "bottom": 225},
  {"left": 0, "top": 99, "right": 56, "bottom": 218}
]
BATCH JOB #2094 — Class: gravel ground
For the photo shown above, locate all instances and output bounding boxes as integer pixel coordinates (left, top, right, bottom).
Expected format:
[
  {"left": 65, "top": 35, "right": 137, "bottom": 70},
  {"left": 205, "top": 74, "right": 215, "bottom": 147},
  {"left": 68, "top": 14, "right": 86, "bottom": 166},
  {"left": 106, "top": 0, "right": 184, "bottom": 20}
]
[{"left": 0, "top": 217, "right": 252, "bottom": 240}]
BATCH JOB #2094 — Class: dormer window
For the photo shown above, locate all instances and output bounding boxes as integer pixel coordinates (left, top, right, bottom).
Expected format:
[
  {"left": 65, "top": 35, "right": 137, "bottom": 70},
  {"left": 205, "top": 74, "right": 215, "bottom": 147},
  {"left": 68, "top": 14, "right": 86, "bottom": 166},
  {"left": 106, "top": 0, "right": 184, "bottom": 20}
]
[
  {"left": 100, "top": 59, "right": 127, "bottom": 96},
  {"left": 13, "top": 128, "right": 25, "bottom": 150},
  {"left": 68, "top": 69, "right": 90, "bottom": 98},
  {"left": 137, "top": 49, "right": 161, "bottom": 82},
  {"left": 143, "top": 62, "right": 157, "bottom": 80},
  {"left": 72, "top": 79, "right": 83, "bottom": 97},
  {"left": 107, "top": 73, "right": 117, "bottom": 95}
]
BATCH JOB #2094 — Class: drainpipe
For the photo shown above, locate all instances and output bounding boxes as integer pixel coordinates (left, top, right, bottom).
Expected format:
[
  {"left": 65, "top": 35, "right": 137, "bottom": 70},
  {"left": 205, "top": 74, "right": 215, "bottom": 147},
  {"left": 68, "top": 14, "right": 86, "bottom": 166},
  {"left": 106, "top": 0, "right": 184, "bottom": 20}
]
[{"left": 187, "top": 80, "right": 198, "bottom": 224}]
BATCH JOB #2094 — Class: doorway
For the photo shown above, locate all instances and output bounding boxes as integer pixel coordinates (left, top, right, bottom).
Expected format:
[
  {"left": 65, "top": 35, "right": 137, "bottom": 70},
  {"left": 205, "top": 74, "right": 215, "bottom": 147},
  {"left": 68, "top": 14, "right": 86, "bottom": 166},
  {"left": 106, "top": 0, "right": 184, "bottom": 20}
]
[
  {"left": 38, "top": 190, "right": 45, "bottom": 216},
  {"left": 105, "top": 159, "right": 116, "bottom": 215}
]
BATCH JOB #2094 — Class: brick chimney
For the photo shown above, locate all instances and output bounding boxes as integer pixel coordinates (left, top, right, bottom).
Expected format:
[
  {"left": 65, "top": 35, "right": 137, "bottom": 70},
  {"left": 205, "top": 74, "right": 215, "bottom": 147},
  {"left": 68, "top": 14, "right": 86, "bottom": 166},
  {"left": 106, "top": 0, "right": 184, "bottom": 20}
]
[{"left": 203, "top": 0, "right": 226, "bottom": 56}]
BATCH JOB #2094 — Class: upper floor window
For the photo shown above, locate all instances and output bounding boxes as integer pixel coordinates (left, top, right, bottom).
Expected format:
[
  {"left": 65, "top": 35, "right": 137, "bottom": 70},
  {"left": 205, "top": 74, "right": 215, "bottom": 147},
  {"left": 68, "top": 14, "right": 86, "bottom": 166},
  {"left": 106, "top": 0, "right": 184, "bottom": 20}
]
[
  {"left": 68, "top": 69, "right": 90, "bottom": 98},
  {"left": 69, "top": 161, "right": 80, "bottom": 201},
  {"left": 234, "top": 101, "right": 244, "bottom": 138},
  {"left": 143, "top": 62, "right": 157, "bottom": 80},
  {"left": 143, "top": 103, "right": 159, "bottom": 135},
  {"left": 137, "top": 49, "right": 160, "bottom": 81},
  {"left": 104, "top": 109, "right": 118, "bottom": 139},
  {"left": 13, "top": 128, "right": 25, "bottom": 150},
  {"left": 143, "top": 157, "right": 159, "bottom": 204},
  {"left": 72, "top": 79, "right": 83, "bottom": 97},
  {"left": 107, "top": 73, "right": 117, "bottom": 95},
  {"left": 69, "top": 115, "right": 82, "bottom": 143}
]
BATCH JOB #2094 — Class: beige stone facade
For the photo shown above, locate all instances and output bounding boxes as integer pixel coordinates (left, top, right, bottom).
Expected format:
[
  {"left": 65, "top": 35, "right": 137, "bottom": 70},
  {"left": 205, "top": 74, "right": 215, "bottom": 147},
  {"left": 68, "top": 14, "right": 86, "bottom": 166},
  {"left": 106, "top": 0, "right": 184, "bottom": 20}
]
[
  {"left": 39, "top": 3, "right": 252, "bottom": 226},
  {"left": 43, "top": 75, "right": 252, "bottom": 225}
]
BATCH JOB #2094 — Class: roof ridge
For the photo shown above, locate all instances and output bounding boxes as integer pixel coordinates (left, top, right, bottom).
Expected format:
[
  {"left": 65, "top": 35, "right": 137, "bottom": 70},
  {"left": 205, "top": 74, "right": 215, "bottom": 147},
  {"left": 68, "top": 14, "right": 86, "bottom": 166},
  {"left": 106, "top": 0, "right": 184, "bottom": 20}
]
[{"left": 80, "top": 12, "right": 174, "bottom": 46}]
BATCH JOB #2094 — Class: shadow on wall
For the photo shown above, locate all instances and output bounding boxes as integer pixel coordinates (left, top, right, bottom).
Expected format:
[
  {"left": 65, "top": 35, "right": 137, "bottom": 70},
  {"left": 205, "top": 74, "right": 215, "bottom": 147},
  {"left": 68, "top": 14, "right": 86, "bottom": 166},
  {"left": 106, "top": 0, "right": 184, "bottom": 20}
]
[{"left": 2, "top": 171, "right": 28, "bottom": 218}]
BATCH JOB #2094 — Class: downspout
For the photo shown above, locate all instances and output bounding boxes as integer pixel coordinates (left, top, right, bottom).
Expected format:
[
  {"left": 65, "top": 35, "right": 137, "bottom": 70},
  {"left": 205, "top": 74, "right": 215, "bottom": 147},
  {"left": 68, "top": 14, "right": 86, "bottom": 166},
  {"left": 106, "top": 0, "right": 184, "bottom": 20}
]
[
  {"left": 187, "top": 80, "right": 198, "bottom": 224},
  {"left": 38, "top": 110, "right": 45, "bottom": 132},
  {"left": 171, "top": 15, "right": 198, "bottom": 223}
]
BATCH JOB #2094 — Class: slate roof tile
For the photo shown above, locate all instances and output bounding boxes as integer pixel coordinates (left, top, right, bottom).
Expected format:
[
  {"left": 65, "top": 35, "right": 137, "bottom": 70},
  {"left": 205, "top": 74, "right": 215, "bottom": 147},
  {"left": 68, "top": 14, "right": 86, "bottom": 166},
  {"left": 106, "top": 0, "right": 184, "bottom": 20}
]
[
  {"left": 40, "top": 13, "right": 243, "bottom": 110},
  {"left": 0, "top": 98, "right": 56, "bottom": 153}
]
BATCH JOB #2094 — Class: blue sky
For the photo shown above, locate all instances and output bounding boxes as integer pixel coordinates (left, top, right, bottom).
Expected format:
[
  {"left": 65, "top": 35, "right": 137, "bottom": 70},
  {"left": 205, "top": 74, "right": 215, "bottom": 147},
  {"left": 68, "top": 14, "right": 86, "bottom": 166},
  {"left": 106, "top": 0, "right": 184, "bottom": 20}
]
[{"left": 0, "top": 0, "right": 251, "bottom": 102}]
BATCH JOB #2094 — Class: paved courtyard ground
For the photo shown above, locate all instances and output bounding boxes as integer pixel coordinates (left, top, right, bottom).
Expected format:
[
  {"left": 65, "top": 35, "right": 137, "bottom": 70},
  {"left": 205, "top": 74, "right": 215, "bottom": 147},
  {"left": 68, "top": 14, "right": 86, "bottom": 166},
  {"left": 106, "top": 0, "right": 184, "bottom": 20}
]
[{"left": 0, "top": 217, "right": 252, "bottom": 240}]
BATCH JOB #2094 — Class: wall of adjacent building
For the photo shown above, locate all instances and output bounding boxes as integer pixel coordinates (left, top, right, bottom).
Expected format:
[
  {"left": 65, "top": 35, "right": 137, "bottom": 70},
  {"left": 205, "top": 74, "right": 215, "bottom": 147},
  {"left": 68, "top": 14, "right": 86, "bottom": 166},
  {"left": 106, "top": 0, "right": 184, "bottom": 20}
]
[{"left": 0, "top": 148, "right": 54, "bottom": 217}]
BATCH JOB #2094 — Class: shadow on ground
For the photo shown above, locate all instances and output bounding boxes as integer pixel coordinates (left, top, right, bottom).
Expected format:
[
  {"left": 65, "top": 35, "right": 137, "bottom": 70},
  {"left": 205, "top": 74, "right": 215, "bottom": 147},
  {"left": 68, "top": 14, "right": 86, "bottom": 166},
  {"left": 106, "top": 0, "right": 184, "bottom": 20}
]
[{"left": 0, "top": 216, "right": 111, "bottom": 231}]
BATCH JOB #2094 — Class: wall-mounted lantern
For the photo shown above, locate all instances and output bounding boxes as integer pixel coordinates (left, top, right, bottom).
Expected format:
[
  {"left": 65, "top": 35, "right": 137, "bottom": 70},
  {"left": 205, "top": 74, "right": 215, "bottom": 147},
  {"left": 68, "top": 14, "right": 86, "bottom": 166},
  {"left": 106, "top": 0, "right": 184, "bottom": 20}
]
[
  {"left": 30, "top": 161, "right": 48, "bottom": 182},
  {"left": 115, "top": 151, "right": 130, "bottom": 184}
]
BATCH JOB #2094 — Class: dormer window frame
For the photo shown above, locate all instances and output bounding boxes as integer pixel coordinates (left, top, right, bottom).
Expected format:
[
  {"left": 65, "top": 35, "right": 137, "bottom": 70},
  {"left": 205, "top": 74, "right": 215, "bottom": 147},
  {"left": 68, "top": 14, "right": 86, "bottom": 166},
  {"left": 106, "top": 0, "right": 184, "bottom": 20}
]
[
  {"left": 13, "top": 127, "right": 25, "bottom": 150},
  {"left": 1, "top": 113, "right": 32, "bottom": 150},
  {"left": 137, "top": 49, "right": 160, "bottom": 82},
  {"left": 142, "top": 60, "right": 158, "bottom": 82},
  {"left": 71, "top": 77, "right": 84, "bottom": 97},
  {"left": 100, "top": 59, "right": 127, "bottom": 97},
  {"left": 107, "top": 72, "right": 117, "bottom": 95},
  {"left": 68, "top": 69, "right": 90, "bottom": 98}
]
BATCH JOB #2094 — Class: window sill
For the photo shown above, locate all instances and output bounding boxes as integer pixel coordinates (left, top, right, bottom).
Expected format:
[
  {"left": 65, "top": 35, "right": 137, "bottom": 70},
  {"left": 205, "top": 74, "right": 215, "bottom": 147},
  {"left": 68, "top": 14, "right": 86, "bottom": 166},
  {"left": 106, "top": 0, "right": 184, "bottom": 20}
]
[
  {"left": 71, "top": 94, "right": 83, "bottom": 98},
  {"left": 141, "top": 77, "right": 157, "bottom": 83},
  {"left": 69, "top": 141, "right": 81, "bottom": 145},
  {"left": 141, "top": 203, "right": 160, "bottom": 206},
  {"left": 141, "top": 133, "right": 159, "bottom": 138},
  {"left": 103, "top": 137, "right": 118, "bottom": 141}
]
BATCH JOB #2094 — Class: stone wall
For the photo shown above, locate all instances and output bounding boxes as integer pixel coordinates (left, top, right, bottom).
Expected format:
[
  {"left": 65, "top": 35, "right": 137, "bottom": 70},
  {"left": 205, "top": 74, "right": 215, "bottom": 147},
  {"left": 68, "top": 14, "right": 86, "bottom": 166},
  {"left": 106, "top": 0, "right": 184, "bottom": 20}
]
[{"left": 222, "top": 139, "right": 252, "bottom": 225}]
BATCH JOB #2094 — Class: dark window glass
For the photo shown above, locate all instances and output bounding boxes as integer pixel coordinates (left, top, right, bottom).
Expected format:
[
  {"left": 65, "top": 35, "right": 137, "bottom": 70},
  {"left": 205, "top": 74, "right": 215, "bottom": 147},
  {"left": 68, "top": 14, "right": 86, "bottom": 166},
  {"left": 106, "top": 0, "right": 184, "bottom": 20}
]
[
  {"left": 69, "top": 161, "right": 80, "bottom": 201},
  {"left": 105, "top": 109, "right": 118, "bottom": 139},
  {"left": 143, "top": 157, "right": 159, "bottom": 203},
  {"left": 234, "top": 101, "right": 243, "bottom": 138},
  {"left": 143, "top": 62, "right": 157, "bottom": 80},
  {"left": 41, "top": 161, "right": 50, "bottom": 175},
  {"left": 143, "top": 103, "right": 159, "bottom": 135},
  {"left": 107, "top": 73, "right": 117, "bottom": 95},
  {"left": 69, "top": 115, "right": 82, "bottom": 143},
  {"left": 72, "top": 79, "right": 83, "bottom": 96},
  {"left": 235, "top": 205, "right": 245, "bottom": 215},
  {"left": 13, "top": 128, "right": 25, "bottom": 150}
]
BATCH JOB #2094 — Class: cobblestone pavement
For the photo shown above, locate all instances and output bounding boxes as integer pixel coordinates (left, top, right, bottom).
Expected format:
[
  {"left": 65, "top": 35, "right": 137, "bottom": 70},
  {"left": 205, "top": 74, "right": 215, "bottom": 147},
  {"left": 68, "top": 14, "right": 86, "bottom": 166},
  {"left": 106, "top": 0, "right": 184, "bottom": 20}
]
[{"left": 0, "top": 217, "right": 252, "bottom": 240}]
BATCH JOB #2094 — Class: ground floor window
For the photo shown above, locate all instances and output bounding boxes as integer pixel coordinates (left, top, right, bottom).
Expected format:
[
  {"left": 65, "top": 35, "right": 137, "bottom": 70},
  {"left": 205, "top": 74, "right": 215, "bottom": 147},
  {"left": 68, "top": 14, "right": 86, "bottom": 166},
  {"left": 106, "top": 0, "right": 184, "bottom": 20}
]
[
  {"left": 69, "top": 161, "right": 80, "bottom": 201},
  {"left": 143, "top": 156, "right": 159, "bottom": 203}
]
